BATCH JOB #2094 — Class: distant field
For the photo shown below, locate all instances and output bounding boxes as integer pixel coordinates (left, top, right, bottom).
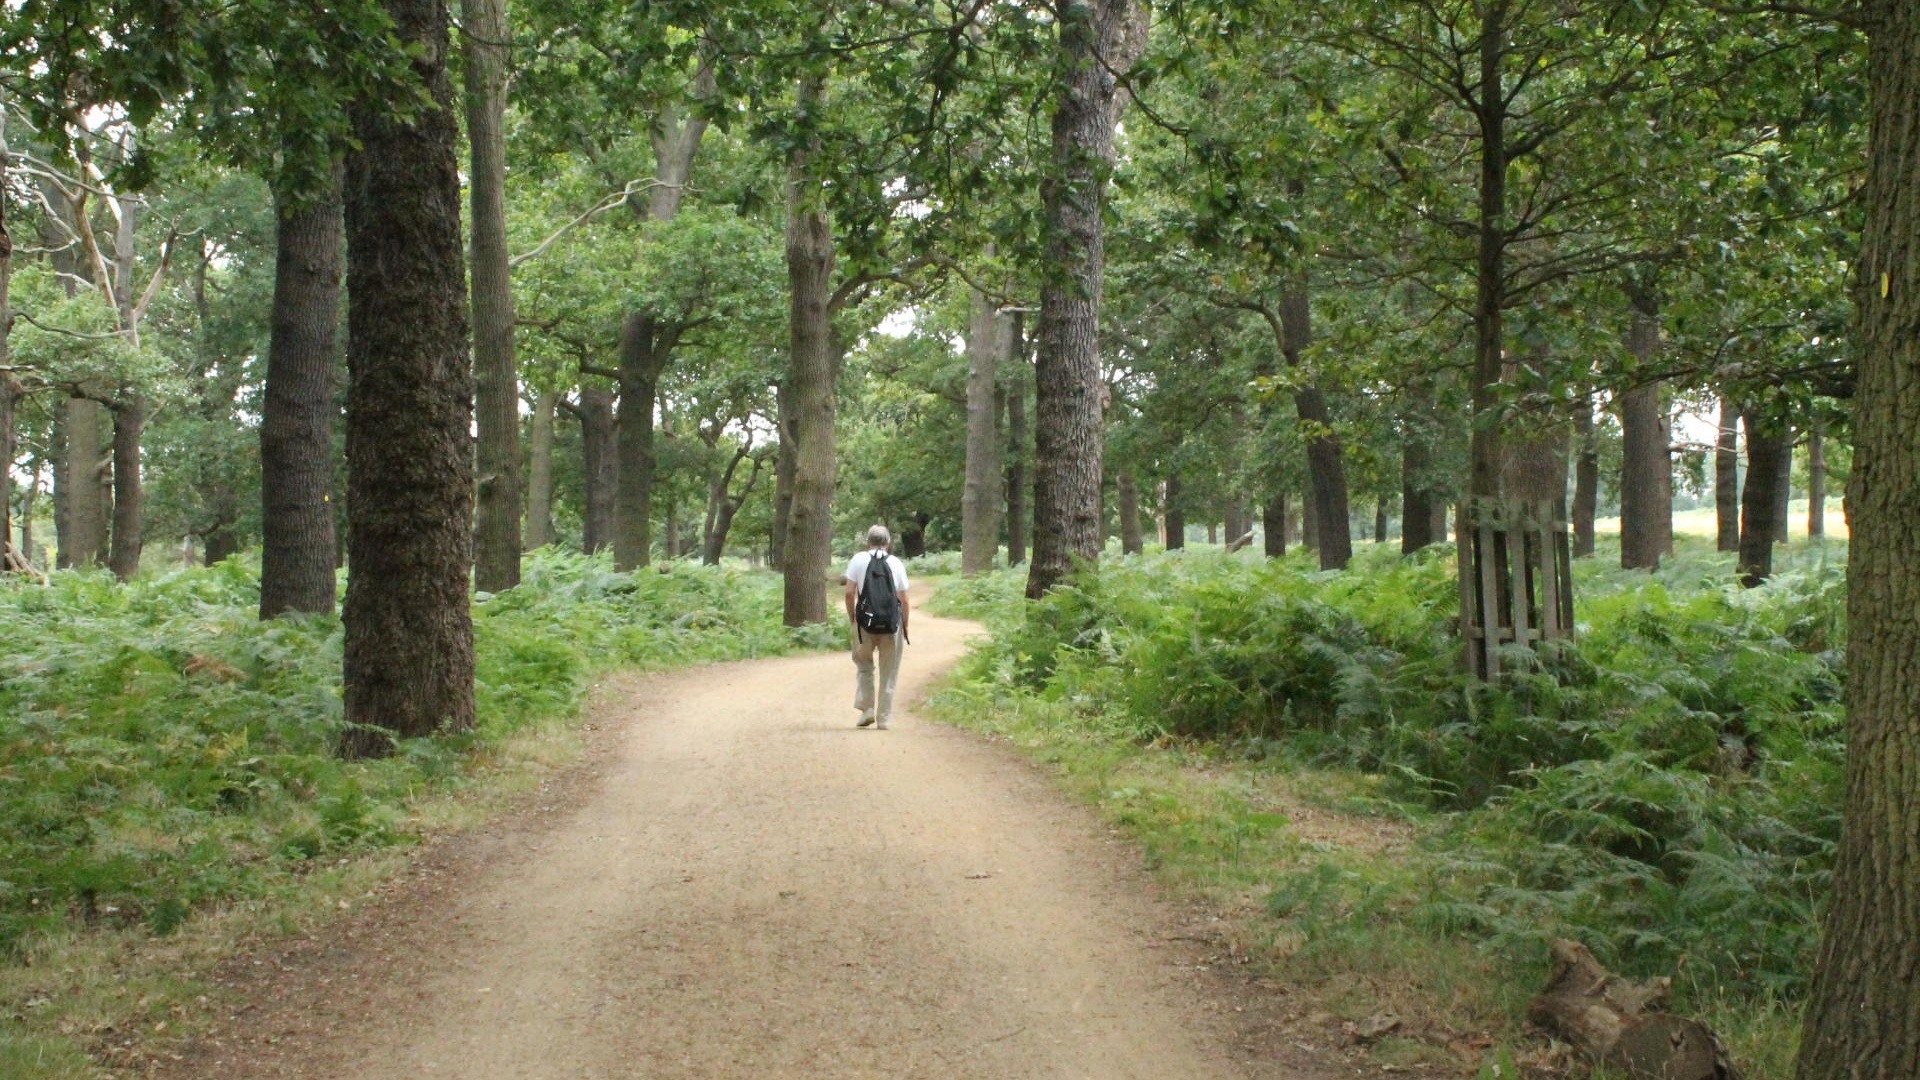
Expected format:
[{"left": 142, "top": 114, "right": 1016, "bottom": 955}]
[{"left": 1595, "top": 499, "right": 1847, "bottom": 541}]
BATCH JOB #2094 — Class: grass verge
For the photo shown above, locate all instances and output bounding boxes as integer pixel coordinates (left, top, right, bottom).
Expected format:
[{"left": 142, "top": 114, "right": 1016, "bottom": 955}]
[{"left": 0, "top": 551, "right": 838, "bottom": 1077}]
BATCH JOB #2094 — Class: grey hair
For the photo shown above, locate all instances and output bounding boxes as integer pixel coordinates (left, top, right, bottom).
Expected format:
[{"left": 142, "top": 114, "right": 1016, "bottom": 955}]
[{"left": 866, "top": 524, "right": 891, "bottom": 548}]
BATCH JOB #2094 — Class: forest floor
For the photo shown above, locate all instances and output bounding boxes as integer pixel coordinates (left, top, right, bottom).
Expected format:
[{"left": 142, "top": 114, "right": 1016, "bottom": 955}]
[{"left": 127, "top": 597, "right": 1424, "bottom": 1080}]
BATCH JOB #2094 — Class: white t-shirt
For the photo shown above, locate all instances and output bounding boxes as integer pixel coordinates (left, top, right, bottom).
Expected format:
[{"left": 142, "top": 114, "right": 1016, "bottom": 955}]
[{"left": 845, "top": 550, "right": 910, "bottom": 598}]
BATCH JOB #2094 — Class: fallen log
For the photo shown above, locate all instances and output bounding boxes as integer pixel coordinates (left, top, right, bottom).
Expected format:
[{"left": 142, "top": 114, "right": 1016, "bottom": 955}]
[
  {"left": 1527, "top": 938, "right": 1743, "bottom": 1080},
  {"left": 3, "top": 541, "right": 48, "bottom": 585}
]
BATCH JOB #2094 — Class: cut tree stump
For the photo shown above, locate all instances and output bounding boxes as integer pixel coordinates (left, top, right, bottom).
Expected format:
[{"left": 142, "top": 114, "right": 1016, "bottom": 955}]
[{"left": 1527, "top": 938, "right": 1744, "bottom": 1080}]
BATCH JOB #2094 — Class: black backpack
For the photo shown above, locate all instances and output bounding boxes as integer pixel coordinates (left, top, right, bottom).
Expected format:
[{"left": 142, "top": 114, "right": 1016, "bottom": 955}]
[{"left": 857, "top": 552, "right": 899, "bottom": 636}]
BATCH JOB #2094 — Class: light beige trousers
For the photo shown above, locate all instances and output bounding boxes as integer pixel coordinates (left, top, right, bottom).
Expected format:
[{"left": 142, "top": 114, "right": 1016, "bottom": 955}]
[{"left": 852, "top": 629, "right": 905, "bottom": 723}]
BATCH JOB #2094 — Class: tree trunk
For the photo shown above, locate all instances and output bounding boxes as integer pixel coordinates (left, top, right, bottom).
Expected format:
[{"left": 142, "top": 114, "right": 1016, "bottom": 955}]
[
  {"left": 1796, "top": 9, "right": 1920, "bottom": 1077},
  {"left": 781, "top": 119, "right": 838, "bottom": 627},
  {"left": 614, "top": 313, "right": 674, "bottom": 571},
  {"left": 1274, "top": 282, "right": 1352, "bottom": 571},
  {"left": 1469, "top": 4, "right": 1511, "bottom": 504},
  {"left": 704, "top": 447, "right": 763, "bottom": 566},
  {"left": 63, "top": 397, "right": 109, "bottom": 568},
  {"left": 1005, "top": 312, "right": 1029, "bottom": 567},
  {"left": 1026, "top": 0, "right": 1134, "bottom": 599},
  {"left": 0, "top": 118, "right": 12, "bottom": 563},
  {"left": 260, "top": 174, "right": 344, "bottom": 618},
  {"left": 1301, "top": 476, "right": 1318, "bottom": 552},
  {"left": 961, "top": 285, "right": 1004, "bottom": 575},
  {"left": 525, "top": 389, "right": 556, "bottom": 549},
  {"left": 107, "top": 395, "right": 145, "bottom": 580},
  {"left": 770, "top": 375, "right": 795, "bottom": 570},
  {"left": 1262, "top": 493, "right": 1287, "bottom": 557},
  {"left": 1715, "top": 397, "right": 1741, "bottom": 552},
  {"left": 203, "top": 530, "right": 240, "bottom": 566},
  {"left": 1571, "top": 394, "right": 1599, "bottom": 557},
  {"left": 1612, "top": 294, "right": 1674, "bottom": 568},
  {"left": 464, "top": 0, "right": 520, "bottom": 592},
  {"left": 1296, "top": 393, "right": 1348, "bottom": 559},
  {"left": 1772, "top": 428, "right": 1793, "bottom": 543},
  {"left": 1373, "top": 500, "right": 1388, "bottom": 543},
  {"left": 0, "top": 379, "right": 14, "bottom": 563},
  {"left": 340, "top": 0, "right": 475, "bottom": 757},
  {"left": 1163, "top": 473, "right": 1185, "bottom": 550},
  {"left": 1224, "top": 503, "right": 1248, "bottom": 546},
  {"left": 1807, "top": 424, "right": 1825, "bottom": 538},
  {"left": 17, "top": 458, "right": 37, "bottom": 566},
  {"left": 1117, "top": 468, "right": 1143, "bottom": 554},
  {"left": 1618, "top": 378, "right": 1672, "bottom": 571},
  {"left": 579, "top": 384, "right": 617, "bottom": 554},
  {"left": 1738, "top": 412, "right": 1789, "bottom": 588},
  {"left": 1502, "top": 414, "right": 1571, "bottom": 509},
  {"left": 611, "top": 87, "right": 711, "bottom": 574},
  {"left": 1401, "top": 431, "right": 1438, "bottom": 555}
]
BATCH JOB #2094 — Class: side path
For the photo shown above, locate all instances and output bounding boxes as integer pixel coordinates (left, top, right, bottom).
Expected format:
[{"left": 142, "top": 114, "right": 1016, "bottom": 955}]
[{"left": 157, "top": 599, "right": 1328, "bottom": 1079}]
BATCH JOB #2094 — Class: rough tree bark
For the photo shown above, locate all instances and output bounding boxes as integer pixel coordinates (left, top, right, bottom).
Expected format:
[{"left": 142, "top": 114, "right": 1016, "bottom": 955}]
[
  {"left": 578, "top": 385, "right": 617, "bottom": 554},
  {"left": 525, "top": 390, "right": 556, "bottom": 549},
  {"left": 614, "top": 313, "right": 679, "bottom": 570},
  {"left": 1715, "top": 397, "right": 1741, "bottom": 552},
  {"left": 1468, "top": 2, "right": 1512, "bottom": 504},
  {"left": 702, "top": 444, "right": 764, "bottom": 565},
  {"left": 781, "top": 99, "right": 838, "bottom": 626},
  {"left": 1772, "top": 429, "right": 1792, "bottom": 544},
  {"left": 107, "top": 396, "right": 145, "bottom": 580},
  {"left": 1402, "top": 431, "right": 1439, "bottom": 555},
  {"left": 1806, "top": 423, "right": 1824, "bottom": 538},
  {"left": 1737, "top": 411, "right": 1790, "bottom": 588},
  {"left": 1163, "top": 473, "right": 1185, "bottom": 550},
  {"left": 1263, "top": 493, "right": 1287, "bottom": 557},
  {"left": 1796, "top": 11, "right": 1920, "bottom": 1077},
  {"left": 63, "top": 397, "right": 109, "bottom": 568},
  {"left": 1530, "top": 938, "right": 1742, "bottom": 1080},
  {"left": 1225, "top": 503, "right": 1250, "bottom": 546},
  {"left": 1301, "top": 476, "right": 1318, "bottom": 552},
  {"left": 1117, "top": 469, "right": 1143, "bottom": 554},
  {"left": 0, "top": 120, "right": 13, "bottom": 563},
  {"left": 259, "top": 173, "right": 343, "bottom": 618},
  {"left": 340, "top": 0, "right": 475, "bottom": 756},
  {"left": 1618, "top": 319, "right": 1673, "bottom": 570},
  {"left": 1005, "top": 312, "right": 1028, "bottom": 567},
  {"left": 1025, "top": 0, "right": 1138, "bottom": 598},
  {"left": 465, "top": 0, "right": 520, "bottom": 592},
  {"left": 614, "top": 78, "right": 712, "bottom": 573},
  {"left": 961, "top": 284, "right": 1005, "bottom": 575},
  {"left": 1271, "top": 284, "right": 1352, "bottom": 571},
  {"left": 1571, "top": 397, "right": 1598, "bottom": 558},
  {"left": 770, "top": 376, "right": 795, "bottom": 569}
]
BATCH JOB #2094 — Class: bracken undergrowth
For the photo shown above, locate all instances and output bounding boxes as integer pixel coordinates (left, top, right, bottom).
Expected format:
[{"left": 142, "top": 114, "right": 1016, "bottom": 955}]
[{"left": 929, "top": 538, "right": 1846, "bottom": 1021}]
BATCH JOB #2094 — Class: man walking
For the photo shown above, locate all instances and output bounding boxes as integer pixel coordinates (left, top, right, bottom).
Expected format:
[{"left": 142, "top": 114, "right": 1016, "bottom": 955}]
[{"left": 844, "top": 524, "right": 910, "bottom": 730}]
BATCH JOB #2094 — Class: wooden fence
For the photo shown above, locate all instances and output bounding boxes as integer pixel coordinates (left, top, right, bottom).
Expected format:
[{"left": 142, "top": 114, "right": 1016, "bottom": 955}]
[{"left": 1457, "top": 498, "right": 1574, "bottom": 678}]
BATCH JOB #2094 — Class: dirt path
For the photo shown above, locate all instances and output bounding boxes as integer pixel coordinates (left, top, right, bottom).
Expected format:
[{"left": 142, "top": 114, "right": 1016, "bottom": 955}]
[{"left": 159, "top": 601, "right": 1338, "bottom": 1079}]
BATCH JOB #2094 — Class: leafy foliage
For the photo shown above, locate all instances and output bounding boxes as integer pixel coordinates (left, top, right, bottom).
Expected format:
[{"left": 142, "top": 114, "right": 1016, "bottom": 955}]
[
  {"left": 0, "top": 552, "right": 822, "bottom": 957},
  {"left": 933, "top": 539, "right": 1846, "bottom": 1002}
]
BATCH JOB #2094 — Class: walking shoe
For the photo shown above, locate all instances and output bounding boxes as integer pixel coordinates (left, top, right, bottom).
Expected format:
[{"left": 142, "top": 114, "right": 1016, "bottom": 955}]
[
  {"left": 874, "top": 720, "right": 889, "bottom": 730},
  {"left": 856, "top": 711, "right": 876, "bottom": 728}
]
